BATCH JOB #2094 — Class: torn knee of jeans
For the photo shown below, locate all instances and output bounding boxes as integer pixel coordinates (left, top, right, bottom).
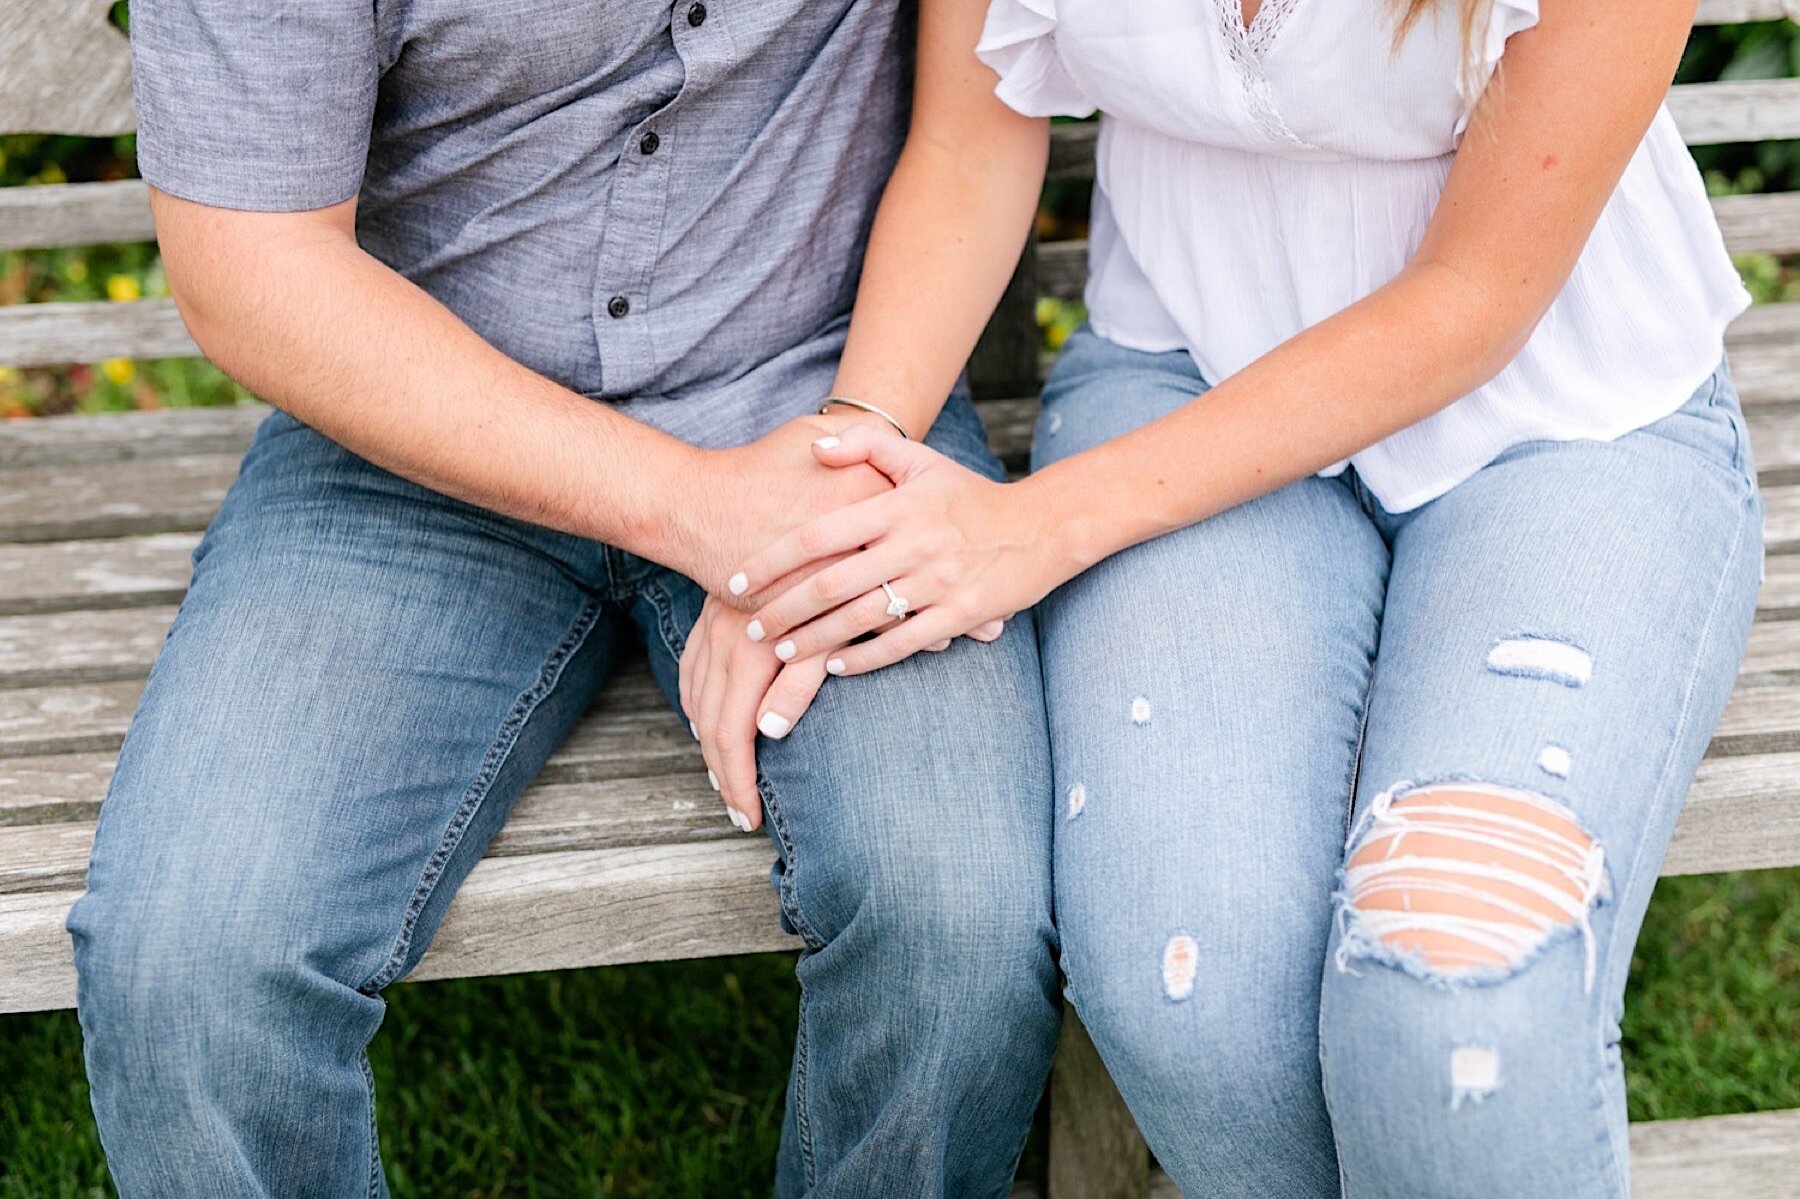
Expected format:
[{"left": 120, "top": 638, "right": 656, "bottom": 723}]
[{"left": 1333, "top": 781, "right": 1609, "bottom": 991}]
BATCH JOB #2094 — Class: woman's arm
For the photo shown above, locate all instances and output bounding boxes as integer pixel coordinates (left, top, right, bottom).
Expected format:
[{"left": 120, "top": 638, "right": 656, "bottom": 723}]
[
  {"left": 681, "top": 0, "right": 1045, "bottom": 826},
  {"left": 823, "top": 0, "right": 1050, "bottom": 436},
  {"left": 732, "top": 0, "right": 1702, "bottom": 671}
]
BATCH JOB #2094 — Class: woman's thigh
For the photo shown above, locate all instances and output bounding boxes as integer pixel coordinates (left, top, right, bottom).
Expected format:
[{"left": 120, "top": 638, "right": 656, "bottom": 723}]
[
  {"left": 1034, "top": 329, "right": 1387, "bottom": 1196},
  {"left": 1321, "top": 365, "right": 1764, "bottom": 1196}
]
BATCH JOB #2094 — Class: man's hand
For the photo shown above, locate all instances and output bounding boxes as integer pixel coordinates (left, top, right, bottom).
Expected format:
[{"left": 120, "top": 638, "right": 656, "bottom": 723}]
[{"left": 668, "top": 413, "right": 899, "bottom": 608}]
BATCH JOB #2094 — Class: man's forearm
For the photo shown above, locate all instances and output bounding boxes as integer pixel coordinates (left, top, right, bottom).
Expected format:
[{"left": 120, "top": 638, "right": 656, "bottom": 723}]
[{"left": 157, "top": 194, "right": 705, "bottom": 567}]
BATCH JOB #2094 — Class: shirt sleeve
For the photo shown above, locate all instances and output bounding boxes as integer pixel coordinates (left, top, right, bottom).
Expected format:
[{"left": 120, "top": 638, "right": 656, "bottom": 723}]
[
  {"left": 975, "top": 0, "right": 1095, "bottom": 119},
  {"left": 129, "top": 1, "right": 380, "bottom": 212}
]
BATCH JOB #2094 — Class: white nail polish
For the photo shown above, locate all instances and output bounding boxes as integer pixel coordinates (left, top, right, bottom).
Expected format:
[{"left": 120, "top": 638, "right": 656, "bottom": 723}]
[
  {"left": 728, "top": 572, "right": 749, "bottom": 596},
  {"left": 707, "top": 769, "right": 720, "bottom": 791},
  {"left": 826, "top": 658, "right": 846, "bottom": 675},
  {"left": 814, "top": 435, "right": 841, "bottom": 450},
  {"left": 689, "top": 720, "right": 699, "bottom": 740},
  {"left": 746, "top": 620, "right": 765, "bottom": 642},
  {"left": 775, "top": 639, "right": 797, "bottom": 661},
  {"left": 728, "top": 808, "right": 750, "bottom": 832},
  {"left": 758, "top": 712, "right": 791, "bottom": 738}
]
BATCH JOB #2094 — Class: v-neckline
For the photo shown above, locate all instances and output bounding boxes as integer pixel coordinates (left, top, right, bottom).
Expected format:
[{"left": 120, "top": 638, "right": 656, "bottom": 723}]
[{"left": 1222, "top": 0, "right": 1298, "bottom": 62}]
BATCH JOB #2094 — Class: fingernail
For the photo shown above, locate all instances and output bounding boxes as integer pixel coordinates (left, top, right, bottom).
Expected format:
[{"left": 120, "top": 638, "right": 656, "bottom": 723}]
[
  {"left": 689, "top": 720, "right": 699, "bottom": 740},
  {"left": 775, "top": 639, "right": 796, "bottom": 661},
  {"left": 746, "top": 620, "right": 765, "bottom": 642},
  {"left": 826, "top": 658, "right": 846, "bottom": 675},
  {"left": 814, "top": 435, "right": 841, "bottom": 450},
  {"left": 728, "top": 807, "right": 751, "bottom": 832},
  {"left": 707, "top": 769, "right": 720, "bottom": 791},
  {"left": 758, "top": 712, "right": 791, "bottom": 738},
  {"left": 728, "top": 573, "right": 749, "bottom": 596}
]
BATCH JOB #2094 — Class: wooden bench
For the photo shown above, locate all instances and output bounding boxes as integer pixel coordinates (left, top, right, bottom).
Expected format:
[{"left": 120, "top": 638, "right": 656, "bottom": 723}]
[{"left": 2, "top": 2, "right": 1798, "bottom": 1194}]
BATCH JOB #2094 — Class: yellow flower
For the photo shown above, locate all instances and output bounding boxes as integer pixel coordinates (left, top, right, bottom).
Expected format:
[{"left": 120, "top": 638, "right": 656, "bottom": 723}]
[
  {"left": 105, "top": 274, "right": 141, "bottom": 303},
  {"left": 35, "top": 163, "right": 66, "bottom": 185},
  {"left": 101, "top": 359, "right": 136, "bottom": 386},
  {"left": 0, "top": 366, "right": 19, "bottom": 385}
]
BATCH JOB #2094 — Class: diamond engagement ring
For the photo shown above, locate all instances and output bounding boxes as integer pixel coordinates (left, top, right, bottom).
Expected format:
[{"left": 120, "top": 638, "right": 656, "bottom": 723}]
[{"left": 881, "top": 581, "right": 910, "bottom": 619}]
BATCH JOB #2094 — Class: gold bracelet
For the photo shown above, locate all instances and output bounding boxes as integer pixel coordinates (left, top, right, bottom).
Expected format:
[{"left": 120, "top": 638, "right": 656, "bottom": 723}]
[{"left": 819, "top": 396, "right": 911, "bottom": 440}]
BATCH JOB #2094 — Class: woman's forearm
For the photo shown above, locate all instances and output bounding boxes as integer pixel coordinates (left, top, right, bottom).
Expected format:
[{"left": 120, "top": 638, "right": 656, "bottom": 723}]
[
  {"left": 1026, "top": 262, "right": 1533, "bottom": 571},
  {"left": 831, "top": 127, "right": 1048, "bottom": 436},
  {"left": 829, "top": 0, "right": 1050, "bottom": 438}
]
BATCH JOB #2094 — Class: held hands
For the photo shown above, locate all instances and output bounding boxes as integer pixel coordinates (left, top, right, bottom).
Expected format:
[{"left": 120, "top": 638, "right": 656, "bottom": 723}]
[
  {"left": 679, "top": 418, "right": 1020, "bottom": 829},
  {"left": 733, "top": 422, "right": 1061, "bottom": 676}
]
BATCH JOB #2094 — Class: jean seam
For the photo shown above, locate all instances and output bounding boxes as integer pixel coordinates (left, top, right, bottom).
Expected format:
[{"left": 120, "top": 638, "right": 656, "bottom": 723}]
[
  {"left": 356, "top": 595, "right": 606, "bottom": 995},
  {"left": 1587, "top": 488, "right": 1754, "bottom": 1195},
  {"left": 792, "top": 982, "right": 819, "bottom": 1189},
  {"left": 362, "top": 1050, "right": 383, "bottom": 1199}
]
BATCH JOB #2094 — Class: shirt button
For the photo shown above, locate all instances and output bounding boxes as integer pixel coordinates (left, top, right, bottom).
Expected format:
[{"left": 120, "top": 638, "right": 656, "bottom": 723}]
[
  {"left": 607, "top": 296, "right": 630, "bottom": 319},
  {"left": 687, "top": 3, "right": 707, "bottom": 27},
  {"left": 639, "top": 131, "right": 660, "bottom": 156}
]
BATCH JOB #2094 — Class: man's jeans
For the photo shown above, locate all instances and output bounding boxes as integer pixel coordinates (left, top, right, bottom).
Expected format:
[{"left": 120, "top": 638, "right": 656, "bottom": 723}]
[{"left": 65, "top": 393, "right": 1059, "bottom": 1199}]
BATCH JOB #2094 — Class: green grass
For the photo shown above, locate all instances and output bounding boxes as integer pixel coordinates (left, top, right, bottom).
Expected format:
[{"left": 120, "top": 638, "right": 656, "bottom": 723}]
[{"left": 2, "top": 869, "right": 1795, "bottom": 1196}]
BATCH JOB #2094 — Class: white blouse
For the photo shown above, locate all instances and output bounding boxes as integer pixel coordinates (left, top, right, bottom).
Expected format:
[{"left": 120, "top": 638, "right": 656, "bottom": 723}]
[{"left": 978, "top": 0, "right": 1752, "bottom": 512}]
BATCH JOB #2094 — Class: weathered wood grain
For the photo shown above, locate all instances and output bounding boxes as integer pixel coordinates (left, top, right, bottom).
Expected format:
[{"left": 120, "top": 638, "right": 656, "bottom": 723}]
[
  {"left": 0, "top": 454, "right": 236, "bottom": 544},
  {"left": 0, "top": 404, "right": 264, "bottom": 471},
  {"left": 1714, "top": 191, "right": 1800, "bottom": 259},
  {"left": 0, "top": 299, "right": 199, "bottom": 370},
  {"left": 0, "top": 0, "right": 135, "bottom": 137},
  {"left": 0, "top": 180, "right": 155, "bottom": 252},
  {"left": 1049, "top": 1013, "right": 1148, "bottom": 1199},
  {"left": 970, "top": 236, "right": 1045, "bottom": 402},
  {"left": 1672, "top": 79, "right": 1800, "bottom": 146},
  {"left": 1696, "top": 0, "right": 1799, "bottom": 20},
  {"left": 1630, "top": 1107, "right": 1800, "bottom": 1199},
  {"left": 0, "top": 532, "right": 200, "bottom": 616},
  {"left": 0, "top": 837, "right": 801, "bottom": 1014}
]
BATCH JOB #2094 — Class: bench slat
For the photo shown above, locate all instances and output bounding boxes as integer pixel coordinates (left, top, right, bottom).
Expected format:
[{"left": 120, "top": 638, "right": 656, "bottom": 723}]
[
  {"left": 5, "top": 733, "right": 1794, "bottom": 898},
  {"left": 1695, "top": 0, "right": 1799, "bottom": 21},
  {"left": 0, "top": 179, "right": 155, "bottom": 252},
  {"left": 0, "top": 1, "right": 135, "bottom": 138},
  {"left": 0, "top": 298, "right": 199, "bottom": 370},
  {"left": 0, "top": 837, "right": 801, "bottom": 1015}
]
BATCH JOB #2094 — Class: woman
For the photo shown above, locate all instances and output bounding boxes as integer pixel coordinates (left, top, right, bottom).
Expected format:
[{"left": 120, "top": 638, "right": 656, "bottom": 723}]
[{"left": 690, "top": 0, "right": 1760, "bottom": 1192}]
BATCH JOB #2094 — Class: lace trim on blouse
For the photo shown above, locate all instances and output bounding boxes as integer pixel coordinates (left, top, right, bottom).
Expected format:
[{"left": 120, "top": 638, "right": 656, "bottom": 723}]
[{"left": 1211, "top": 0, "right": 1313, "bottom": 149}]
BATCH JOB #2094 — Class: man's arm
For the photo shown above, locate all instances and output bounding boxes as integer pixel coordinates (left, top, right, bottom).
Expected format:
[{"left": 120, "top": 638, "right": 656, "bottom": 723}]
[{"left": 152, "top": 191, "right": 885, "bottom": 597}]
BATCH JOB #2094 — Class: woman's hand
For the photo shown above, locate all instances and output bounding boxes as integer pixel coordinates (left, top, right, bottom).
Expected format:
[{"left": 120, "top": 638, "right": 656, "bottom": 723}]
[{"left": 729, "top": 424, "right": 1064, "bottom": 676}]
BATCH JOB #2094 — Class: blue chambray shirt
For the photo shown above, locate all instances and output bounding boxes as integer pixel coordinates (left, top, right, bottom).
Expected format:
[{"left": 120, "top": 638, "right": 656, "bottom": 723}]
[{"left": 128, "top": 0, "right": 913, "bottom": 448}]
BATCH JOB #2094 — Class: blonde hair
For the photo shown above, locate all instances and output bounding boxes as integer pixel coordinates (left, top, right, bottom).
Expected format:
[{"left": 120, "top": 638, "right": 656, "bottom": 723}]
[{"left": 1391, "top": 0, "right": 1494, "bottom": 96}]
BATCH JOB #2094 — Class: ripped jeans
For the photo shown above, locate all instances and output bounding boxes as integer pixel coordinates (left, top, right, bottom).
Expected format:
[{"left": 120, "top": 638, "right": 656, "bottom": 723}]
[{"left": 1033, "top": 327, "right": 1763, "bottom": 1198}]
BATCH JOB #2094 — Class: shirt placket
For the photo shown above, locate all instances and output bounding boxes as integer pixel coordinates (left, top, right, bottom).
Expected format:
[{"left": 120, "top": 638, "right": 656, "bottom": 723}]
[{"left": 591, "top": 0, "right": 725, "bottom": 398}]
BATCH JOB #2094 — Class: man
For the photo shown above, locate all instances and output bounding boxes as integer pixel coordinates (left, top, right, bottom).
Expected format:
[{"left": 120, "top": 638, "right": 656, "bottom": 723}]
[{"left": 64, "top": 1, "right": 1058, "bottom": 1195}]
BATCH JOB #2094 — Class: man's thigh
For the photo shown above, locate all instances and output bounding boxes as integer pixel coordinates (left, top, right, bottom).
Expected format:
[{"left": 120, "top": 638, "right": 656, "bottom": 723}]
[{"left": 70, "top": 410, "right": 622, "bottom": 995}]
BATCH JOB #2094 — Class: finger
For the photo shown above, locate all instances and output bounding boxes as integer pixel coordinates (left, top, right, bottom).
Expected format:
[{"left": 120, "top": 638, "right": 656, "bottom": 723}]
[
  {"left": 714, "top": 645, "right": 774, "bottom": 831},
  {"left": 678, "top": 615, "right": 704, "bottom": 727},
  {"left": 825, "top": 606, "right": 971, "bottom": 678},
  {"left": 756, "top": 542, "right": 913, "bottom": 646},
  {"left": 777, "top": 580, "right": 931, "bottom": 664},
  {"left": 924, "top": 639, "right": 952, "bottom": 652},
  {"left": 681, "top": 614, "right": 712, "bottom": 731},
  {"left": 730, "top": 492, "right": 900, "bottom": 601},
  {"left": 810, "top": 420, "right": 930, "bottom": 483},
  {"left": 967, "top": 618, "right": 1006, "bottom": 643},
  {"left": 755, "top": 654, "right": 831, "bottom": 744}
]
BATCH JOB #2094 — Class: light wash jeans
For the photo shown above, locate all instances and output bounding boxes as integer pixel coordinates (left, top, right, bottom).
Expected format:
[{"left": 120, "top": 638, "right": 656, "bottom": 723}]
[
  {"left": 1033, "top": 327, "right": 1763, "bottom": 1198},
  {"left": 66, "top": 392, "right": 1059, "bottom": 1199}
]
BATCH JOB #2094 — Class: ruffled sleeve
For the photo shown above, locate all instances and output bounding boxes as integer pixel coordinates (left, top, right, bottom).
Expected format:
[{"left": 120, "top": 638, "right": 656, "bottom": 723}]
[
  {"left": 1454, "top": 0, "right": 1539, "bottom": 135},
  {"left": 975, "top": 0, "right": 1096, "bottom": 118}
]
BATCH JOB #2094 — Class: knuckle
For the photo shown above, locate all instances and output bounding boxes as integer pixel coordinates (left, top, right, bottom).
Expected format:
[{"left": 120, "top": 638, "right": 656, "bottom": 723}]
[{"left": 796, "top": 523, "right": 828, "bottom": 556}]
